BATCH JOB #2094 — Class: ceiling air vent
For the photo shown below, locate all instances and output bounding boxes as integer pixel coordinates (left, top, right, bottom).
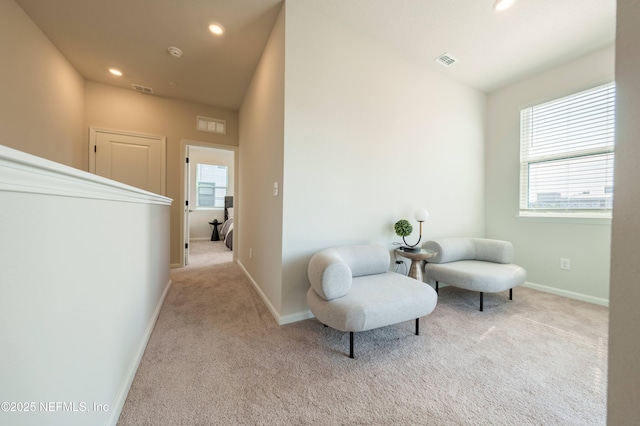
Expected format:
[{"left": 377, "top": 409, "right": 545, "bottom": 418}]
[
  {"left": 197, "top": 116, "right": 226, "bottom": 134},
  {"left": 435, "top": 53, "right": 458, "bottom": 67},
  {"left": 131, "top": 84, "right": 155, "bottom": 94}
]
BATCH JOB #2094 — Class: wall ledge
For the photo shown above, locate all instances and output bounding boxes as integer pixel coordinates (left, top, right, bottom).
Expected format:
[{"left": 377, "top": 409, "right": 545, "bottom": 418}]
[{"left": 0, "top": 144, "right": 172, "bottom": 205}]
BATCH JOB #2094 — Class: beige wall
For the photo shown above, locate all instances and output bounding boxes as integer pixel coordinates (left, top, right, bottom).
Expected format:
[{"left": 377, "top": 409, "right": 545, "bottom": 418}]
[
  {"left": 84, "top": 81, "right": 239, "bottom": 265},
  {"left": 486, "top": 46, "right": 615, "bottom": 305},
  {"left": 608, "top": 0, "right": 640, "bottom": 422},
  {"left": 0, "top": 0, "right": 85, "bottom": 168},
  {"left": 238, "top": 3, "right": 286, "bottom": 315},
  {"left": 0, "top": 1, "right": 239, "bottom": 266},
  {"left": 279, "top": 1, "right": 486, "bottom": 320}
]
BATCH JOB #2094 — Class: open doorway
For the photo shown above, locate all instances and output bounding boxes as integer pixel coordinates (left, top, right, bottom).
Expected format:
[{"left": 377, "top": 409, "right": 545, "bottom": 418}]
[{"left": 182, "top": 140, "right": 236, "bottom": 267}]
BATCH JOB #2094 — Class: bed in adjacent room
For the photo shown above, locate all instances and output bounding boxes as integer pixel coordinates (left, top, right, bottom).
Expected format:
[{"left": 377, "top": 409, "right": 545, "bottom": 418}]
[{"left": 220, "top": 196, "right": 233, "bottom": 250}]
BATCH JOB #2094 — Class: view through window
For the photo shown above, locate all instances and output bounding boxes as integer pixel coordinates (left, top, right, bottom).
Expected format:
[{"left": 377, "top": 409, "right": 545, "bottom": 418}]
[
  {"left": 196, "top": 164, "right": 228, "bottom": 208},
  {"left": 519, "top": 82, "right": 615, "bottom": 217}
]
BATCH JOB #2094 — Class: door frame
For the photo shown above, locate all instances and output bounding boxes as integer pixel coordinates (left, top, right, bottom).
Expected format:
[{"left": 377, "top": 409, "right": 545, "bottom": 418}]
[
  {"left": 180, "top": 139, "right": 238, "bottom": 267},
  {"left": 89, "top": 127, "right": 167, "bottom": 195}
]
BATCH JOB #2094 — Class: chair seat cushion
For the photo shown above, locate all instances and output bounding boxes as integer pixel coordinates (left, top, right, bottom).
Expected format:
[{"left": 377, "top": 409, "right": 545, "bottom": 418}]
[
  {"left": 425, "top": 260, "right": 526, "bottom": 293},
  {"left": 307, "top": 272, "right": 437, "bottom": 332}
]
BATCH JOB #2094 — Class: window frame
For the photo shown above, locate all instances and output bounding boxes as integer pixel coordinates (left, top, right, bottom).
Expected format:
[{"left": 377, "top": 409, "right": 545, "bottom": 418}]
[
  {"left": 195, "top": 163, "right": 228, "bottom": 209},
  {"left": 518, "top": 82, "right": 616, "bottom": 220}
]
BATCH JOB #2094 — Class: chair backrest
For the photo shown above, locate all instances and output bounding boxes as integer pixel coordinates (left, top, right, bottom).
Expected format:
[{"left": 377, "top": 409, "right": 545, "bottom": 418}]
[
  {"left": 474, "top": 238, "right": 513, "bottom": 264},
  {"left": 424, "top": 238, "right": 513, "bottom": 264},
  {"left": 308, "top": 244, "right": 390, "bottom": 300}
]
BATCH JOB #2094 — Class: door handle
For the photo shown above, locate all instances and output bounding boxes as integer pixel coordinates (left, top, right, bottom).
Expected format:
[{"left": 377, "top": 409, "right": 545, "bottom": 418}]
[{"left": 188, "top": 209, "right": 194, "bottom": 213}]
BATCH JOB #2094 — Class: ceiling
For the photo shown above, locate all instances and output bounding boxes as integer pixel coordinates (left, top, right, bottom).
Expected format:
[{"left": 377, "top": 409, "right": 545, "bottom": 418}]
[{"left": 16, "top": 0, "right": 616, "bottom": 111}]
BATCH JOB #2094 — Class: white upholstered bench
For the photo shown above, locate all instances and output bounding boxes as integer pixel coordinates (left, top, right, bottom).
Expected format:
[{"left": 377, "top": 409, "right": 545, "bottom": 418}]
[
  {"left": 307, "top": 244, "right": 438, "bottom": 358},
  {"left": 423, "top": 238, "right": 526, "bottom": 311}
]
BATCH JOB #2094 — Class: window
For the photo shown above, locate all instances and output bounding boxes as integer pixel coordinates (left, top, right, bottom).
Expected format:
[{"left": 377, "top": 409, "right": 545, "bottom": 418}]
[
  {"left": 196, "top": 164, "right": 228, "bottom": 208},
  {"left": 519, "top": 82, "right": 615, "bottom": 218}
]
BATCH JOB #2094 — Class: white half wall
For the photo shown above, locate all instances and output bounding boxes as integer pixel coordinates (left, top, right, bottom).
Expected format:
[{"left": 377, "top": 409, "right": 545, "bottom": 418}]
[
  {"left": 0, "top": 145, "right": 172, "bottom": 426},
  {"left": 485, "top": 46, "right": 615, "bottom": 304}
]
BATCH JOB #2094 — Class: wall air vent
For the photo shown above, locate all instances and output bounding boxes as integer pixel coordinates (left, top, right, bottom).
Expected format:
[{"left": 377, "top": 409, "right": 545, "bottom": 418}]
[
  {"left": 435, "top": 53, "right": 458, "bottom": 67},
  {"left": 197, "top": 115, "right": 226, "bottom": 134},
  {"left": 131, "top": 84, "right": 155, "bottom": 94}
]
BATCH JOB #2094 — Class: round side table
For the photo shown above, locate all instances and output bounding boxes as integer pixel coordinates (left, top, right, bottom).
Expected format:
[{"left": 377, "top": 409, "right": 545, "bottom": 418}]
[
  {"left": 209, "top": 220, "right": 221, "bottom": 241},
  {"left": 395, "top": 247, "right": 437, "bottom": 282}
]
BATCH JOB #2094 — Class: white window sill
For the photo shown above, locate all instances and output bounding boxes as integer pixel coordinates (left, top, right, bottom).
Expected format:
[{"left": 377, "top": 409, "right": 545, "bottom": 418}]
[{"left": 516, "top": 212, "right": 612, "bottom": 225}]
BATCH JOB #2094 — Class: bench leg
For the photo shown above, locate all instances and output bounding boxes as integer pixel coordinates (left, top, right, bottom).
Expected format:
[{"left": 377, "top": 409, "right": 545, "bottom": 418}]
[
  {"left": 435, "top": 281, "right": 439, "bottom": 294},
  {"left": 349, "top": 332, "right": 354, "bottom": 359},
  {"left": 510, "top": 288, "right": 513, "bottom": 300},
  {"left": 479, "top": 292, "right": 484, "bottom": 312},
  {"left": 416, "top": 318, "right": 420, "bottom": 335}
]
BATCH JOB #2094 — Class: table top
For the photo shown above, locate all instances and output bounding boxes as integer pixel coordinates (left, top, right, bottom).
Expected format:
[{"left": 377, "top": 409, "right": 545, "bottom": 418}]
[{"left": 395, "top": 247, "right": 437, "bottom": 261}]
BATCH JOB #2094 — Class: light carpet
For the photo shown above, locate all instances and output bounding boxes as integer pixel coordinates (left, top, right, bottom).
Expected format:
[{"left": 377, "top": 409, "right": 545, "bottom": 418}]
[{"left": 118, "top": 242, "right": 608, "bottom": 425}]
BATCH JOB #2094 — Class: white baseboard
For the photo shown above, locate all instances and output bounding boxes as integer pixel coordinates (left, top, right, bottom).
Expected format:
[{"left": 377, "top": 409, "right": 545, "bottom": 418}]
[
  {"left": 170, "top": 263, "right": 182, "bottom": 269},
  {"left": 106, "top": 279, "right": 172, "bottom": 426},
  {"left": 236, "top": 261, "right": 314, "bottom": 325},
  {"left": 280, "top": 309, "right": 314, "bottom": 325},
  {"left": 237, "top": 260, "right": 283, "bottom": 324},
  {"left": 522, "top": 281, "right": 609, "bottom": 307},
  {"left": 189, "top": 237, "right": 211, "bottom": 241}
]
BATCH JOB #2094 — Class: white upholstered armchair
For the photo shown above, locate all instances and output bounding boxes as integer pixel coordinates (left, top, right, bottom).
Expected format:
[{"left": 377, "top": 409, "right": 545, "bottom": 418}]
[
  {"left": 307, "top": 244, "right": 438, "bottom": 358},
  {"left": 423, "top": 238, "right": 526, "bottom": 311}
]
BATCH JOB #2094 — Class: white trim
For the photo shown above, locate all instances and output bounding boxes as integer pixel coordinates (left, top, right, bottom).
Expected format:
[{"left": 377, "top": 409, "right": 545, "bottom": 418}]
[
  {"left": 0, "top": 144, "right": 171, "bottom": 205},
  {"left": 237, "top": 260, "right": 281, "bottom": 324},
  {"left": 237, "top": 260, "right": 315, "bottom": 325},
  {"left": 280, "top": 309, "right": 314, "bottom": 325},
  {"left": 522, "top": 281, "right": 609, "bottom": 307},
  {"left": 515, "top": 214, "right": 612, "bottom": 225},
  {"left": 189, "top": 237, "right": 211, "bottom": 242},
  {"left": 170, "top": 263, "right": 182, "bottom": 269},
  {"left": 430, "top": 278, "right": 607, "bottom": 306},
  {"left": 106, "top": 279, "right": 172, "bottom": 426}
]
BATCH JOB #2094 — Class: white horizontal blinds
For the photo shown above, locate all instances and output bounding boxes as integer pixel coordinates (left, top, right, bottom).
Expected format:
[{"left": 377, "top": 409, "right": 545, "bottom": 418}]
[{"left": 519, "top": 82, "right": 615, "bottom": 213}]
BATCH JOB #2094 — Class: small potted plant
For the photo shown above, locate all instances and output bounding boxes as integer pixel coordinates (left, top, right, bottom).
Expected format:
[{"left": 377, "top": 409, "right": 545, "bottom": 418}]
[
  {"left": 394, "top": 209, "right": 429, "bottom": 252},
  {"left": 394, "top": 219, "right": 417, "bottom": 252}
]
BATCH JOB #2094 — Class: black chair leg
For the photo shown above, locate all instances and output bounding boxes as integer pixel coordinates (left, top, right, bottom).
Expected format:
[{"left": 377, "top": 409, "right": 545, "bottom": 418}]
[
  {"left": 479, "top": 292, "right": 484, "bottom": 312},
  {"left": 435, "top": 281, "right": 439, "bottom": 294},
  {"left": 509, "top": 288, "right": 513, "bottom": 300},
  {"left": 349, "top": 332, "right": 354, "bottom": 359},
  {"left": 416, "top": 318, "right": 420, "bottom": 335}
]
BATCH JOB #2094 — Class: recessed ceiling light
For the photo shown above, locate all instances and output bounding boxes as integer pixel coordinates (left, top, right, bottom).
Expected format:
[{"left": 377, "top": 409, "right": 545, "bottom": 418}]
[
  {"left": 109, "top": 68, "right": 123, "bottom": 77},
  {"left": 208, "top": 23, "right": 225, "bottom": 36},
  {"left": 494, "top": 0, "right": 516, "bottom": 11}
]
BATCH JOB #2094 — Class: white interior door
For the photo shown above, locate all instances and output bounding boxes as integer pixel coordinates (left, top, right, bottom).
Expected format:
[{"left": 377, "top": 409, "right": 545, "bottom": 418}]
[{"left": 90, "top": 128, "right": 166, "bottom": 195}]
